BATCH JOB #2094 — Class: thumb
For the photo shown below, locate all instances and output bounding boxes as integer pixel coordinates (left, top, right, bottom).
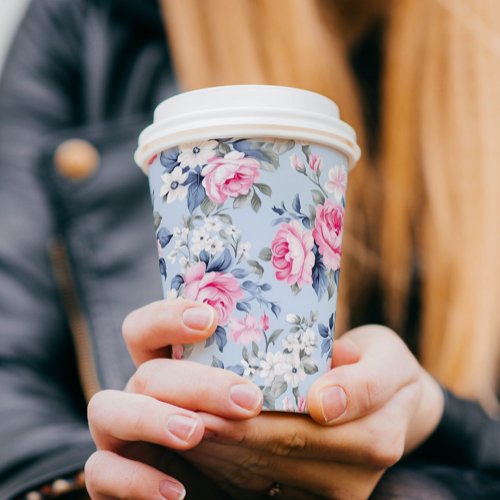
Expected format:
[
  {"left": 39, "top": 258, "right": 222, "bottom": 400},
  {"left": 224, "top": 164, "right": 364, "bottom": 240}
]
[{"left": 308, "top": 325, "right": 418, "bottom": 425}]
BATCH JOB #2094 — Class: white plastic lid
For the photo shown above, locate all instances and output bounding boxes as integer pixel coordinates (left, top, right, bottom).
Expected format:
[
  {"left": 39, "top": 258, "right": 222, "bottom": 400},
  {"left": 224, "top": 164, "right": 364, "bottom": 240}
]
[{"left": 134, "top": 85, "right": 361, "bottom": 171}]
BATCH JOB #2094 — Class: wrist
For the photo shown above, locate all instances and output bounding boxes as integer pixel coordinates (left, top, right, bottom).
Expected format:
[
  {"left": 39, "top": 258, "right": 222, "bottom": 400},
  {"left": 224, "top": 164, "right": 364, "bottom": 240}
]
[{"left": 404, "top": 370, "right": 444, "bottom": 453}]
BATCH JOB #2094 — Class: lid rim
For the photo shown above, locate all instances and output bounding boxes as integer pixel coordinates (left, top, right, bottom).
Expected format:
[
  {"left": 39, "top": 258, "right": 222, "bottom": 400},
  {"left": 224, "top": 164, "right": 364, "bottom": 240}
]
[{"left": 135, "top": 85, "right": 361, "bottom": 171}]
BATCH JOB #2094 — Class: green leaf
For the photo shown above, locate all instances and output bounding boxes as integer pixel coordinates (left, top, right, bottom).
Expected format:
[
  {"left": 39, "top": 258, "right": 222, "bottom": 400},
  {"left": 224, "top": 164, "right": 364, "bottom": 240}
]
[
  {"left": 270, "top": 376, "right": 287, "bottom": 398},
  {"left": 258, "top": 247, "right": 272, "bottom": 261},
  {"left": 268, "top": 329, "right": 284, "bottom": 345},
  {"left": 312, "top": 189, "right": 326, "bottom": 205},
  {"left": 291, "top": 283, "right": 301, "bottom": 295},
  {"left": 252, "top": 341, "right": 259, "bottom": 357},
  {"left": 251, "top": 191, "right": 262, "bottom": 213},
  {"left": 201, "top": 196, "right": 217, "bottom": 215},
  {"left": 153, "top": 211, "right": 162, "bottom": 230},
  {"left": 218, "top": 213, "right": 233, "bottom": 225},
  {"left": 260, "top": 161, "right": 276, "bottom": 172},
  {"left": 211, "top": 355, "right": 224, "bottom": 369},
  {"left": 182, "top": 344, "right": 194, "bottom": 359},
  {"left": 310, "top": 310, "right": 319, "bottom": 323},
  {"left": 242, "top": 346, "right": 249, "bottom": 362},
  {"left": 218, "top": 142, "right": 231, "bottom": 155},
  {"left": 308, "top": 204, "right": 317, "bottom": 225},
  {"left": 248, "top": 259, "right": 264, "bottom": 278},
  {"left": 233, "top": 190, "right": 252, "bottom": 209},
  {"left": 302, "top": 359, "right": 319, "bottom": 375},
  {"left": 289, "top": 326, "right": 300, "bottom": 333},
  {"left": 301, "top": 144, "right": 311, "bottom": 162},
  {"left": 183, "top": 215, "right": 194, "bottom": 230},
  {"left": 327, "top": 270, "right": 336, "bottom": 300},
  {"left": 263, "top": 391, "right": 275, "bottom": 410},
  {"left": 272, "top": 139, "right": 295, "bottom": 155},
  {"left": 254, "top": 183, "right": 272, "bottom": 196}
]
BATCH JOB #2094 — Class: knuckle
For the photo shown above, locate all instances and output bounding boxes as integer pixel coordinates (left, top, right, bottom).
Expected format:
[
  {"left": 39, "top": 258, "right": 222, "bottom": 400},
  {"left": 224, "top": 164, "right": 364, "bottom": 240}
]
[
  {"left": 87, "top": 390, "right": 113, "bottom": 425},
  {"left": 84, "top": 451, "right": 107, "bottom": 492},
  {"left": 361, "top": 376, "right": 382, "bottom": 414},
  {"left": 239, "top": 451, "right": 270, "bottom": 475},
  {"left": 365, "top": 425, "right": 405, "bottom": 467},
  {"left": 271, "top": 430, "right": 307, "bottom": 457},
  {"left": 227, "top": 464, "right": 257, "bottom": 489},
  {"left": 132, "top": 359, "right": 161, "bottom": 394}
]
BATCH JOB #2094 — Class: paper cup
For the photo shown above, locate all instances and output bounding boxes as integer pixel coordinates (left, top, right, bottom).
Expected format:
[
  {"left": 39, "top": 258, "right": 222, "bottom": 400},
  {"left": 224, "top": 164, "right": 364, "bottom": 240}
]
[{"left": 135, "top": 85, "right": 360, "bottom": 412}]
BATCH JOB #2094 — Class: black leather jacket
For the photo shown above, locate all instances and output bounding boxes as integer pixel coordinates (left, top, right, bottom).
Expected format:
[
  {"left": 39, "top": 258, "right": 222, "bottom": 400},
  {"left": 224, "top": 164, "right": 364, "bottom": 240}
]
[
  {"left": 0, "top": 1, "right": 499, "bottom": 499},
  {"left": 0, "top": 1, "right": 172, "bottom": 497}
]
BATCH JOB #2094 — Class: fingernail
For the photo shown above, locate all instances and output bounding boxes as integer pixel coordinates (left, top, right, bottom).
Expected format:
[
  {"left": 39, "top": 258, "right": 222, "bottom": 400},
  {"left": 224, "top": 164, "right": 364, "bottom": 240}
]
[
  {"left": 230, "top": 384, "right": 263, "bottom": 412},
  {"left": 159, "top": 478, "right": 186, "bottom": 500},
  {"left": 167, "top": 415, "right": 199, "bottom": 443},
  {"left": 182, "top": 306, "right": 214, "bottom": 331},
  {"left": 319, "top": 386, "right": 348, "bottom": 423}
]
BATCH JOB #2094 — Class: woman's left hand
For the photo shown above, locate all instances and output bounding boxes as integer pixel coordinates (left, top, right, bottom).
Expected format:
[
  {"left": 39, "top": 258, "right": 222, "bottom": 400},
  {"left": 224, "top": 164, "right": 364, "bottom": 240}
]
[{"left": 182, "top": 326, "right": 444, "bottom": 499}]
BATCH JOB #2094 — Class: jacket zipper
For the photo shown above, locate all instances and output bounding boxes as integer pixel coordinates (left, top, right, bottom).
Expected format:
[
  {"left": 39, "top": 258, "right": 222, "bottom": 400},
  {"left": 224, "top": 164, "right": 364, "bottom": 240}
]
[{"left": 49, "top": 237, "right": 101, "bottom": 401}]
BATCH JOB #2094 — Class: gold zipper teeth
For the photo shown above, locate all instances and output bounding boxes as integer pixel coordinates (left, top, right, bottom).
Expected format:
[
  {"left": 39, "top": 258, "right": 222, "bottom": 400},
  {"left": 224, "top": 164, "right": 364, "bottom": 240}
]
[{"left": 49, "top": 238, "right": 101, "bottom": 401}]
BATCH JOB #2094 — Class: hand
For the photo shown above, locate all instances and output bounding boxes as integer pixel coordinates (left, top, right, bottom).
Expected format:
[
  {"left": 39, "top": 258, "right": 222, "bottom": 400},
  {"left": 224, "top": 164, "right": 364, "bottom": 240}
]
[
  {"left": 85, "top": 299, "right": 264, "bottom": 500},
  {"left": 182, "top": 326, "right": 444, "bottom": 499}
]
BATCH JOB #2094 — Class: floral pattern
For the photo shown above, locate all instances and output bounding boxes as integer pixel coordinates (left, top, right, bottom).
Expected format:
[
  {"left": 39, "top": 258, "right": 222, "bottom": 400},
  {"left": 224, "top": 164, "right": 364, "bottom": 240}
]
[{"left": 149, "top": 137, "right": 348, "bottom": 412}]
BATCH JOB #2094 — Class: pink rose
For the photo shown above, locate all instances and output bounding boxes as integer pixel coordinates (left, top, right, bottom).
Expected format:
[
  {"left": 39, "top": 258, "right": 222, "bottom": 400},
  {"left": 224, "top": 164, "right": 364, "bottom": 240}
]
[
  {"left": 228, "top": 315, "right": 262, "bottom": 345},
  {"left": 183, "top": 262, "right": 243, "bottom": 325},
  {"left": 260, "top": 313, "right": 270, "bottom": 331},
  {"left": 309, "top": 153, "right": 323, "bottom": 174},
  {"left": 271, "top": 220, "right": 315, "bottom": 288},
  {"left": 312, "top": 200, "right": 344, "bottom": 271},
  {"left": 202, "top": 151, "right": 260, "bottom": 204}
]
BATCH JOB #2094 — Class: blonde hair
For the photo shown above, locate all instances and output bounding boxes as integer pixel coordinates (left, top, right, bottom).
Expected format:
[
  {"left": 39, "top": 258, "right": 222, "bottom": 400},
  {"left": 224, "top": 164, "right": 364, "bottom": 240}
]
[{"left": 161, "top": 0, "right": 500, "bottom": 407}]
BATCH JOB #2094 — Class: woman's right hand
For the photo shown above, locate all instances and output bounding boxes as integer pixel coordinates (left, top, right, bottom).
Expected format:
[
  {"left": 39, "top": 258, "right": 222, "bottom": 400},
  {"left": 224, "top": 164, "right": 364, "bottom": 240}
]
[{"left": 85, "top": 299, "right": 264, "bottom": 500}]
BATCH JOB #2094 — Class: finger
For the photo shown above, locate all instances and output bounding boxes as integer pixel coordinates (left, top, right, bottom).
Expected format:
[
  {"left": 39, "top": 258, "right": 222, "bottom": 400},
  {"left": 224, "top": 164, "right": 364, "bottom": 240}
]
[
  {"left": 123, "top": 299, "right": 218, "bottom": 365},
  {"left": 126, "top": 359, "right": 263, "bottom": 419},
  {"left": 308, "top": 325, "right": 420, "bottom": 425},
  {"left": 331, "top": 335, "right": 362, "bottom": 367},
  {"left": 88, "top": 390, "right": 204, "bottom": 452},
  {"left": 85, "top": 450, "right": 186, "bottom": 500},
  {"left": 199, "top": 394, "right": 410, "bottom": 465}
]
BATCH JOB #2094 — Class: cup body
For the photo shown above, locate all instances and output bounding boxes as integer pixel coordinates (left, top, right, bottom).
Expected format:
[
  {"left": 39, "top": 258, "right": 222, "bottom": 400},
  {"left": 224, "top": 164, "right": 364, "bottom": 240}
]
[{"left": 136, "top": 86, "right": 360, "bottom": 412}]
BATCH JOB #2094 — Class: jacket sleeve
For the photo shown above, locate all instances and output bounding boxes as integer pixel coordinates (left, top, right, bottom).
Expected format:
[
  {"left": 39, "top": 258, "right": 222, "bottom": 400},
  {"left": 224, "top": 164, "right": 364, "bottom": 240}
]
[
  {"left": 0, "top": 1, "right": 95, "bottom": 498},
  {"left": 409, "top": 388, "right": 500, "bottom": 471}
]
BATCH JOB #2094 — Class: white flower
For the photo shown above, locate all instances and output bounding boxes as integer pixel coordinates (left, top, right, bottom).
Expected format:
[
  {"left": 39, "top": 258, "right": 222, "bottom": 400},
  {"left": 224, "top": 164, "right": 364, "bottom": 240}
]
[
  {"left": 178, "top": 140, "right": 218, "bottom": 168},
  {"left": 300, "top": 328, "right": 317, "bottom": 355},
  {"left": 160, "top": 167, "right": 188, "bottom": 204},
  {"left": 173, "top": 227, "right": 189, "bottom": 241},
  {"left": 282, "top": 352, "right": 306, "bottom": 388},
  {"left": 206, "top": 237, "right": 224, "bottom": 255},
  {"left": 324, "top": 165, "right": 347, "bottom": 202},
  {"left": 203, "top": 216, "right": 222, "bottom": 233},
  {"left": 282, "top": 333, "right": 301, "bottom": 353},
  {"left": 242, "top": 355, "right": 260, "bottom": 379},
  {"left": 174, "top": 239, "right": 184, "bottom": 249},
  {"left": 166, "top": 289, "right": 178, "bottom": 301},
  {"left": 259, "top": 351, "right": 287, "bottom": 385},
  {"left": 179, "top": 256, "right": 188, "bottom": 269},
  {"left": 286, "top": 313, "right": 300, "bottom": 324},
  {"left": 240, "top": 241, "right": 251, "bottom": 258},
  {"left": 191, "top": 228, "right": 209, "bottom": 254},
  {"left": 167, "top": 250, "right": 178, "bottom": 263},
  {"left": 224, "top": 225, "right": 241, "bottom": 239}
]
